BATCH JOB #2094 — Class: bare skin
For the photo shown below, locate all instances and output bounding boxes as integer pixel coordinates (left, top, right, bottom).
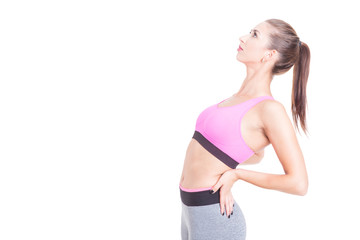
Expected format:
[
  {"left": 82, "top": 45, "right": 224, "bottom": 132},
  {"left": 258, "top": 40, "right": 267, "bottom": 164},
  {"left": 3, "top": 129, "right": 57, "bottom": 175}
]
[{"left": 179, "top": 21, "right": 308, "bottom": 218}]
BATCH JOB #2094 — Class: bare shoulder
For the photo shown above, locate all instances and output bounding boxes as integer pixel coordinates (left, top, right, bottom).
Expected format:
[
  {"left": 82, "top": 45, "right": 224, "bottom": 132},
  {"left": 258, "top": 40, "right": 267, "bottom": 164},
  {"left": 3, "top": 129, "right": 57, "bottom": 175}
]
[
  {"left": 259, "top": 99, "right": 293, "bottom": 134},
  {"left": 261, "top": 99, "right": 287, "bottom": 115}
]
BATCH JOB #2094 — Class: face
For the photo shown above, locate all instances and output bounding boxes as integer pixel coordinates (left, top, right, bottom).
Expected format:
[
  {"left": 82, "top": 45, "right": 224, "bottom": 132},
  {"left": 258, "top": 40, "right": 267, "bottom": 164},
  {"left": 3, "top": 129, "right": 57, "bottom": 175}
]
[{"left": 236, "top": 21, "right": 274, "bottom": 65}]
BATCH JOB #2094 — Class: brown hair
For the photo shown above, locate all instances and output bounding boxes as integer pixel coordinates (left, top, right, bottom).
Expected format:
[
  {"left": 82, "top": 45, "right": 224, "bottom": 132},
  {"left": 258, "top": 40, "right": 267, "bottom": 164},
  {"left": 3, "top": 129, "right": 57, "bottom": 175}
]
[{"left": 265, "top": 19, "right": 311, "bottom": 135}]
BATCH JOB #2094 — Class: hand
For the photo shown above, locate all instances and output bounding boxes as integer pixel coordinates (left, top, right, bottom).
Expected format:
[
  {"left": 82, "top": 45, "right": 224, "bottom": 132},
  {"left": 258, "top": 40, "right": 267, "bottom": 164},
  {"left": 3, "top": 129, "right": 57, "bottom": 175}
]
[{"left": 211, "top": 169, "right": 238, "bottom": 217}]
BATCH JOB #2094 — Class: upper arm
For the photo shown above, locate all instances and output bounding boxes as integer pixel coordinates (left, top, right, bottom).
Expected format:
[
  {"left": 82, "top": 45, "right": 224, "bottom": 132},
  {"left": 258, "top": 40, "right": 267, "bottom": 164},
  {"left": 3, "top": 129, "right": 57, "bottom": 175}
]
[{"left": 261, "top": 101, "right": 308, "bottom": 181}]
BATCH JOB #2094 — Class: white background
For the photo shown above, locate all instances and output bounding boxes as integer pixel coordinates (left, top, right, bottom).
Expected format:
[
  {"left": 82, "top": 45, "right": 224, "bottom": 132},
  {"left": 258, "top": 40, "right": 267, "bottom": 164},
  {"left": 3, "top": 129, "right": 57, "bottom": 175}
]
[{"left": 1, "top": 0, "right": 359, "bottom": 239}]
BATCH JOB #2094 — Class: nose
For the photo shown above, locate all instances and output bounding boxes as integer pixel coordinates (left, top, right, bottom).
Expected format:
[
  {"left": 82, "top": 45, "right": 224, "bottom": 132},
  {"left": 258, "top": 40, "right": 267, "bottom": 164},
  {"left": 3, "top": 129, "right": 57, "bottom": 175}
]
[{"left": 239, "top": 34, "right": 249, "bottom": 44}]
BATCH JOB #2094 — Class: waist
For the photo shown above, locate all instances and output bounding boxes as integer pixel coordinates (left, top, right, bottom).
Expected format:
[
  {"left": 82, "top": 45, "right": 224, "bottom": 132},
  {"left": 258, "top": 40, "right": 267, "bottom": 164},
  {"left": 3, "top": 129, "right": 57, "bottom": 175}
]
[
  {"left": 180, "top": 139, "right": 233, "bottom": 190},
  {"left": 179, "top": 185, "right": 220, "bottom": 206}
]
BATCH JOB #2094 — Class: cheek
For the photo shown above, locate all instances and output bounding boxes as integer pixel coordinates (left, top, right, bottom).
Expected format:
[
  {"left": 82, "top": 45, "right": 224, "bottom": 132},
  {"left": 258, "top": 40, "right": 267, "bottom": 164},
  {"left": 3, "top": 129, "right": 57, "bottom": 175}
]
[
  {"left": 243, "top": 46, "right": 262, "bottom": 60},
  {"left": 236, "top": 41, "right": 266, "bottom": 62},
  {"left": 248, "top": 42, "right": 268, "bottom": 59}
]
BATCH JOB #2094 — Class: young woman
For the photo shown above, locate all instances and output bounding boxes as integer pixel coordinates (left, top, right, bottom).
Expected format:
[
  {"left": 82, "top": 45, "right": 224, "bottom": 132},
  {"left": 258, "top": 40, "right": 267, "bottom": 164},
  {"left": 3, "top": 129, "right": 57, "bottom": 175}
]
[{"left": 179, "top": 19, "right": 310, "bottom": 240}]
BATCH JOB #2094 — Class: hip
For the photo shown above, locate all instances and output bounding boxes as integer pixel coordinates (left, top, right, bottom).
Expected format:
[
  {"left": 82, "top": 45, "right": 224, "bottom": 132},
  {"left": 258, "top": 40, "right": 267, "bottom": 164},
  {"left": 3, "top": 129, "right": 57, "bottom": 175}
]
[{"left": 180, "top": 186, "right": 246, "bottom": 240}]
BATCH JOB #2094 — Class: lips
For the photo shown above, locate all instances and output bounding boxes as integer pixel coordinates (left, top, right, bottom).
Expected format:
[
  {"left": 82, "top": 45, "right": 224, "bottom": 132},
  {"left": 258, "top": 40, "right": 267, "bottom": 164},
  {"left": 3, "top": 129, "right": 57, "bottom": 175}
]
[{"left": 237, "top": 45, "right": 243, "bottom": 51}]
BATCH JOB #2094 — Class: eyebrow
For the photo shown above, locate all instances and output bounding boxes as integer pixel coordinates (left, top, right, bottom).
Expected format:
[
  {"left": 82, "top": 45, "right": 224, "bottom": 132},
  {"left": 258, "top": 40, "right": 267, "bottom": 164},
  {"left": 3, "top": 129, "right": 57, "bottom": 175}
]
[{"left": 251, "top": 29, "right": 261, "bottom": 36}]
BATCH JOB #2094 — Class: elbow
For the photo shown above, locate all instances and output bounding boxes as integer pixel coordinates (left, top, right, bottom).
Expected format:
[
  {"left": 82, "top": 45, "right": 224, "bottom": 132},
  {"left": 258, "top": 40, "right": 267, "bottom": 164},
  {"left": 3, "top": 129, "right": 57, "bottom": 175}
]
[{"left": 293, "top": 179, "right": 308, "bottom": 196}]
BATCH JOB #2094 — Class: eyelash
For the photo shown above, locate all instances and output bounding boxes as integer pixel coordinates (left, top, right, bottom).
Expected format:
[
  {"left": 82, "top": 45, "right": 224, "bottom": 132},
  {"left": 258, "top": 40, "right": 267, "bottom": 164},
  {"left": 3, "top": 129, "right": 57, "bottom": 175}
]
[{"left": 250, "top": 30, "right": 257, "bottom": 38}]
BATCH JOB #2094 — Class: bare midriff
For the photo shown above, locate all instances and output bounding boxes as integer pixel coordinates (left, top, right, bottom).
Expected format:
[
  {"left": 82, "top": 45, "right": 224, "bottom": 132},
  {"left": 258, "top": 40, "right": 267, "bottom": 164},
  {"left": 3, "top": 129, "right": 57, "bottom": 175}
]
[
  {"left": 180, "top": 137, "right": 263, "bottom": 190},
  {"left": 179, "top": 138, "right": 235, "bottom": 190}
]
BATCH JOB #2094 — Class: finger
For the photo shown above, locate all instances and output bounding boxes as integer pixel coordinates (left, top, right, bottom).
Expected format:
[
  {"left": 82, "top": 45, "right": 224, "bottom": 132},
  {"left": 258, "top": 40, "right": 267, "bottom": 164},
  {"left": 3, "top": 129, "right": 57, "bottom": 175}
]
[
  {"left": 219, "top": 195, "right": 225, "bottom": 215},
  {"left": 230, "top": 199, "right": 234, "bottom": 215},
  {"left": 226, "top": 198, "right": 232, "bottom": 217},
  {"left": 211, "top": 182, "right": 222, "bottom": 194},
  {"left": 227, "top": 196, "right": 235, "bottom": 217}
]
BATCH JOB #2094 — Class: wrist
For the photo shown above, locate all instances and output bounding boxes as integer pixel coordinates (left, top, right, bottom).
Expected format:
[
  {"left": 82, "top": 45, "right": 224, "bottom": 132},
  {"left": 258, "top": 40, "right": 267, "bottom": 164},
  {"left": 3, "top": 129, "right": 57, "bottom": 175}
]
[
  {"left": 229, "top": 169, "right": 239, "bottom": 183},
  {"left": 233, "top": 168, "right": 243, "bottom": 180}
]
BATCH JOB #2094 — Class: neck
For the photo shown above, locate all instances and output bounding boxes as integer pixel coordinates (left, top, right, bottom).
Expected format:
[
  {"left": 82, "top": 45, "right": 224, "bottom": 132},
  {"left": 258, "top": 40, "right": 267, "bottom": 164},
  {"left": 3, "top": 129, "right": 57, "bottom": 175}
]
[{"left": 235, "top": 65, "right": 273, "bottom": 98}]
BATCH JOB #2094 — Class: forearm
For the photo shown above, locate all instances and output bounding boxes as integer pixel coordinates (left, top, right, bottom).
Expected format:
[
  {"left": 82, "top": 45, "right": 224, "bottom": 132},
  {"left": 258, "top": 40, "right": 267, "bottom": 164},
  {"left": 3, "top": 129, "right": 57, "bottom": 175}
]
[{"left": 233, "top": 168, "right": 308, "bottom": 196}]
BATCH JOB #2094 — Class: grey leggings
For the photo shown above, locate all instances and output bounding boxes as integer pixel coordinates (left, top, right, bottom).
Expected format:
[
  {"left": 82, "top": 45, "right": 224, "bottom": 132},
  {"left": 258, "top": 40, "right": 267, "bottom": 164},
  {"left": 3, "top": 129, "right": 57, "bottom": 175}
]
[{"left": 180, "top": 188, "right": 246, "bottom": 240}]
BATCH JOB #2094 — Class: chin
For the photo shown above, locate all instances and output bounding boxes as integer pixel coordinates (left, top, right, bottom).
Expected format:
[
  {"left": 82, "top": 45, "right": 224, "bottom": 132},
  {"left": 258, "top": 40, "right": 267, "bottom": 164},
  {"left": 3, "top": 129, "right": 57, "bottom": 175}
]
[{"left": 236, "top": 56, "right": 245, "bottom": 63}]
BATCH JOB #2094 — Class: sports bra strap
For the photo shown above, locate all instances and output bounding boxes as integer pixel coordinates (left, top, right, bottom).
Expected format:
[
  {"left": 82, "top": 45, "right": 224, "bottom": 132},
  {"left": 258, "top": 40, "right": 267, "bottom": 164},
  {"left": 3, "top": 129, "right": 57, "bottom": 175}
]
[{"left": 239, "top": 96, "right": 274, "bottom": 116}]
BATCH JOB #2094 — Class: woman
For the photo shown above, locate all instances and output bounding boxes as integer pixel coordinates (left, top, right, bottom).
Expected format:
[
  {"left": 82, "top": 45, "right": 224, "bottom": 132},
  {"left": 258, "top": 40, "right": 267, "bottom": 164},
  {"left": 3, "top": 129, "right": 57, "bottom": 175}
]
[{"left": 179, "top": 19, "right": 310, "bottom": 240}]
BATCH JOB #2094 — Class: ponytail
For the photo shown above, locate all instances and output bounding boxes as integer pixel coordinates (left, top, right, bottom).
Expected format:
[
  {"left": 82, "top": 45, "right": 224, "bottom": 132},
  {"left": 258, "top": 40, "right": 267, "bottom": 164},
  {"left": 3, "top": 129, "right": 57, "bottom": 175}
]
[
  {"left": 265, "top": 19, "right": 311, "bottom": 135},
  {"left": 292, "top": 42, "right": 310, "bottom": 134}
]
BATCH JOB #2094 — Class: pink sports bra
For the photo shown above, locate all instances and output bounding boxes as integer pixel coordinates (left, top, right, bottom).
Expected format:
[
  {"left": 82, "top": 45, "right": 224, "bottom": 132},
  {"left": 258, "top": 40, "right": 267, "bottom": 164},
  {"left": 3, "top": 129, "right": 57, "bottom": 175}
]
[{"left": 193, "top": 95, "right": 274, "bottom": 168}]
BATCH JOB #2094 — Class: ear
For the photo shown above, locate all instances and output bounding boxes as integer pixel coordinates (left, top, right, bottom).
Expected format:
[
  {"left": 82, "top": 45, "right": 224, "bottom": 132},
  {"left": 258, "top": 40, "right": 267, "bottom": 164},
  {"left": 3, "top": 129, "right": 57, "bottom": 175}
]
[{"left": 261, "top": 50, "right": 278, "bottom": 63}]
